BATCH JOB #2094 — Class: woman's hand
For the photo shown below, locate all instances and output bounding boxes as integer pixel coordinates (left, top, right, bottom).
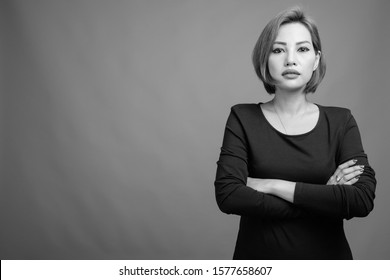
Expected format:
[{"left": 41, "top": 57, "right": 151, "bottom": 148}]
[{"left": 327, "top": 159, "right": 364, "bottom": 185}]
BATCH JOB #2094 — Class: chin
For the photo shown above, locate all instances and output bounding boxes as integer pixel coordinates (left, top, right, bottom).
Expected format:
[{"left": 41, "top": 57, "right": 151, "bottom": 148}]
[
  {"left": 275, "top": 80, "right": 310, "bottom": 92},
  {"left": 276, "top": 84, "right": 306, "bottom": 92}
]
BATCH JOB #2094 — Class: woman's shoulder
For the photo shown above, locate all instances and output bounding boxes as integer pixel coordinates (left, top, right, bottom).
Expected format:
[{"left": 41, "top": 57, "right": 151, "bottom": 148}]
[
  {"left": 230, "top": 103, "right": 260, "bottom": 117},
  {"left": 231, "top": 103, "right": 260, "bottom": 111},
  {"left": 317, "top": 104, "right": 352, "bottom": 120}
]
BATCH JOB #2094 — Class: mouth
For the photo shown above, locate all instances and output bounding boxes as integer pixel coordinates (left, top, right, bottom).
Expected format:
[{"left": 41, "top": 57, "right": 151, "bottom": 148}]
[{"left": 282, "top": 69, "right": 300, "bottom": 76}]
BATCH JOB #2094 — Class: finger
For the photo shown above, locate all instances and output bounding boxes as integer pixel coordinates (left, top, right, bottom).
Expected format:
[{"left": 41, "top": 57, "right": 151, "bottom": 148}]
[
  {"left": 327, "top": 176, "right": 337, "bottom": 185},
  {"left": 343, "top": 168, "right": 364, "bottom": 182},
  {"left": 336, "top": 165, "right": 364, "bottom": 182},
  {"left": 343, "top": 176, "right": 360, "bottom": 185},
  {"left": 340, "top": 165, "right": 364, "bottom": 176},
  {"left": 334, "top": 161, "right": 360, "bottom": 182},
  {"left": 327, "top": 176, "right": 335, "bottom": 185},
  {"left": 334, "top": 175, "right": 346, "bottom": 184},
  {"left": 335, "top": 159, "right": 358, "bottom": 174}
]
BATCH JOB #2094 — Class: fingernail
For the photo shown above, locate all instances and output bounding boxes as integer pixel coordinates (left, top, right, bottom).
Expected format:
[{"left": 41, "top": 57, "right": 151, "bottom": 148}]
[
  {"left": 359, "top": 165, "right": 365, "bottom": 169},
  {"left": 353, "top": 159, "right": 358, "bottom": 163},
  {"left": 356, "top": 176, "right": 361, "bottom": 180}
]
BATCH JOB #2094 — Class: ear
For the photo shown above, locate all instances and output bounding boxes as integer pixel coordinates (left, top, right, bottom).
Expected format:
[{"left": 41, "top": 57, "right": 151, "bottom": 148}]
[{"left": 313, "top": 51, "right": 321, "bottom": 71}]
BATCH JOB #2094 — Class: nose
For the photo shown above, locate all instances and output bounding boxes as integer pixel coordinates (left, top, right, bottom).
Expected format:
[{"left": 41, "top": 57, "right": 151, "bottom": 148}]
[{"left": 285, "top": 51, "right": 297, "bottom": 66}]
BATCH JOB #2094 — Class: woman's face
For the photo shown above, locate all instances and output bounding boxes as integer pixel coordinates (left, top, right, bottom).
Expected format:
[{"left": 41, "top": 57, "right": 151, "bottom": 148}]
[{"left": 268, "top": 22, "right": 320, "bottom": 93}]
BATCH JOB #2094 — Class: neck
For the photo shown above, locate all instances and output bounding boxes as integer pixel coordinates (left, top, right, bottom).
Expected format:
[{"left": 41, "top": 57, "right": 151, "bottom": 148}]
[{"left": 272, "top": 90, "right": 309, "bottom": 116}]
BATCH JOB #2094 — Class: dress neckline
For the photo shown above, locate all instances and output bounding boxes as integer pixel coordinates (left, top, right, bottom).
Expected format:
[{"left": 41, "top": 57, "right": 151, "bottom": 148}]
[{"left": 257, "top": 102, "right": 322, "bottom": 137}]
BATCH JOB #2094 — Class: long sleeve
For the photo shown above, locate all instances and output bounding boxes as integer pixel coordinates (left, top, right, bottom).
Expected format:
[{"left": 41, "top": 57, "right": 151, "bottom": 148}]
[
  {"left": 221, "top": 104, "right": 364, "bottom": 259},
  {"left": 214, "top": 107, "right": 308, "bottom": 219},
  {"left": 294, "top": 112, "right": 376, "bottom": 219}
]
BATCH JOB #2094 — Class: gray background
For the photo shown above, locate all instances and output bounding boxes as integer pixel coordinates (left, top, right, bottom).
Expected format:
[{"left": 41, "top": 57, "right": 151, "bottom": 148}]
[{"left": 1, "top": 0, "right": 389, "bottom": 259}]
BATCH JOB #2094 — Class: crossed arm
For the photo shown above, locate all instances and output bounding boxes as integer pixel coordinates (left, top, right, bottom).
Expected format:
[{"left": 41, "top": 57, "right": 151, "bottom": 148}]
[
  {"left": 247, "top": 159, "right": 365, "bottom": 203},
  {"left": 215, "top": 106, "right": 376, "bottom": 220}
]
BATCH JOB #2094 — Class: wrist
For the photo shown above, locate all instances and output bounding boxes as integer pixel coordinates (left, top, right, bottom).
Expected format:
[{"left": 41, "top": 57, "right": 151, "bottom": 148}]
[
  {"left": 267, "top": 179, "right": 278, "bottom": 195},
  {"left": 270, "top": 179, "right": 296, "bottom": 203}
]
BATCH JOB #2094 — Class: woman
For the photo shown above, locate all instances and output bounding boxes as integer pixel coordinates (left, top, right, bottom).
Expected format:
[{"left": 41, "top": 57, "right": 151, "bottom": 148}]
[{"left": 214, "top": 7, "right": 376, "bottom": 259}]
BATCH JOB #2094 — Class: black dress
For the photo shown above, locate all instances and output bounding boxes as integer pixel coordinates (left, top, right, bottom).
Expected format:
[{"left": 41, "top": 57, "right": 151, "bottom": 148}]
[{"left": 214, "top": 103, "right": 376, "bottom": 259}]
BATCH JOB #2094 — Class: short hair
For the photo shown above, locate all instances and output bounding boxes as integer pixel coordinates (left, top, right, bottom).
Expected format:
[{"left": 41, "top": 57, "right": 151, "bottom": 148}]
[{"left": 252, "top": 7, "right": 326, "bottom": 94}]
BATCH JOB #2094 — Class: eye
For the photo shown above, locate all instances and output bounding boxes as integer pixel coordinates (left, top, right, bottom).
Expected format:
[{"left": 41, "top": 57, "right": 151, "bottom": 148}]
[
  {"left": 272, "top": 48, "right": 284, "bottom": 54},
  {"left": 298, "top": 46, "right": 310, "bottom": 52}
]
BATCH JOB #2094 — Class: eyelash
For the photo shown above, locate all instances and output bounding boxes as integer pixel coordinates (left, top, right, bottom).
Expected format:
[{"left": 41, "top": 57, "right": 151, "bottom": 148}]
[
  {"left": 272, "top": 47, "right": 310, "bottom": 53},
  {"left": 272, "top": 48, "right": 283, "bottom": 54},
  {"left": 298, "top": 47, "right": 310, "bottom": 52}
]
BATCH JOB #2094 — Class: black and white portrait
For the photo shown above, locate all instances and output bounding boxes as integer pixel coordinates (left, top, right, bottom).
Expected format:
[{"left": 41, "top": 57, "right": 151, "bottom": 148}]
[{"left": 1, "top": 0, "right": 389, "bottom": 261}]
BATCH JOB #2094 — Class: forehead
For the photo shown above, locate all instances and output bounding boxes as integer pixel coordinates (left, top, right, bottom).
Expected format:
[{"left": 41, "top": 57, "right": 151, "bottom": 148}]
[{"left": 274, "top": 22, "right": 312, "bottom": 43}]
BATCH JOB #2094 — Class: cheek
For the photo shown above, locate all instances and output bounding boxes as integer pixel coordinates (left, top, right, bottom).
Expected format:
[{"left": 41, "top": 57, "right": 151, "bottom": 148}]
[
  {"left": 304, "top": 55, "right": 317, "bottom": 70},
  {"left": 267, "top": 58, "right": 279, "bottom": 76},
  {"left": 301, "top": 58, "right": 316, "bottom": 76}
]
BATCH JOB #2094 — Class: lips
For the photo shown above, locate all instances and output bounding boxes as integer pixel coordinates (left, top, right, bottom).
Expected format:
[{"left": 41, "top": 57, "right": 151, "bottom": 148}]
[{"left": 282, "top": 69, "right": 300, "bottom": 76}]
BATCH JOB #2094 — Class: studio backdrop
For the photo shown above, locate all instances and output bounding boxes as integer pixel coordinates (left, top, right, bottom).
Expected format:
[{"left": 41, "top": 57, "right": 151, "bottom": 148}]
[{"left": 1, "top": 0, "right": 390, "bottom": 259}]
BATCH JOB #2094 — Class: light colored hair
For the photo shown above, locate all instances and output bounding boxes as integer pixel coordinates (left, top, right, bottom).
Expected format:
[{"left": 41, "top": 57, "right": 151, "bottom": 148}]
[{"left": 252, "top": 7, "right": 326, "bottom": 94}]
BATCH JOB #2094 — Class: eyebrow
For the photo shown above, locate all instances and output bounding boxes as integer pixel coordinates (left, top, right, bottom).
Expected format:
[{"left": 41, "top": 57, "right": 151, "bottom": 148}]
[{"left": 273, "top": 40, "right": 311, "bottom": 45}]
